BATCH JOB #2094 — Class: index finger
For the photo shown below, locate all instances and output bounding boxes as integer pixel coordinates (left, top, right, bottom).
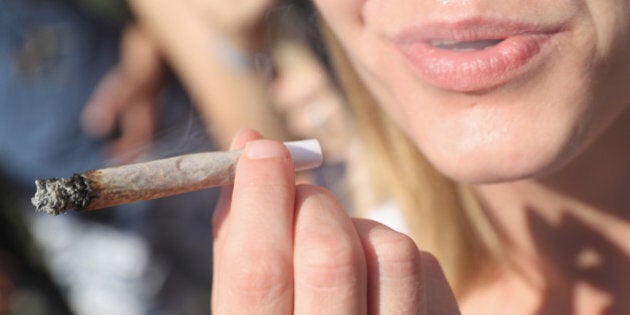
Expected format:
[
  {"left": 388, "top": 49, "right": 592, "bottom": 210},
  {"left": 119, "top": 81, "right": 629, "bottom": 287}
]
[{"left": 212, "top": 138, "right": 296, "bottom": 314}]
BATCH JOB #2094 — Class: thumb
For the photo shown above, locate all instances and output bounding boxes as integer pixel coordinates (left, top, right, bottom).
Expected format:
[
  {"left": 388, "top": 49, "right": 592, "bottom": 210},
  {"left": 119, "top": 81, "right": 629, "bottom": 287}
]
[{"left": 212, "top": 129, "right": 263, "bottom": 240}]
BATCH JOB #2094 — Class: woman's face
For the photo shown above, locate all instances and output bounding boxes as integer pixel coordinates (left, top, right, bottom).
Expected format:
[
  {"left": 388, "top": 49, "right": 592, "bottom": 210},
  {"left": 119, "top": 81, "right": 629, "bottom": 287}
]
[{"left": 314, "top": 0, "right": 630, "bottom": 183}]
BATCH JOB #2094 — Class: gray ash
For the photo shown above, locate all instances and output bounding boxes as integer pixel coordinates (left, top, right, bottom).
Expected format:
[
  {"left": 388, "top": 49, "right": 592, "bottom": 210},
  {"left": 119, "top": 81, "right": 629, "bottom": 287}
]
[{"left": 31, "top": 174, "right": 95, "bottom": 215}]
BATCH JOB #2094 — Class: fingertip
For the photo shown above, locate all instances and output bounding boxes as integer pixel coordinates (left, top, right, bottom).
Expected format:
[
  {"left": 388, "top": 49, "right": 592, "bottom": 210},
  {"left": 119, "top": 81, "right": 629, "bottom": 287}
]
[
  {"left": 230, "top": 128, "right": 263, "bottom": 150},
  {"left": 82, "top": 68, "right": 123, "bottom": 138},
  {"left": 82, "top": 93, "right": 116, "bottom": 137}
]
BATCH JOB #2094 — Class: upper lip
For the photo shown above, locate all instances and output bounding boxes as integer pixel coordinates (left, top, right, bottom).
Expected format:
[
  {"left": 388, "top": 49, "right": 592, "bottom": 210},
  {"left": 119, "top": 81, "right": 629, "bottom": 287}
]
[{"left": 391, "top": 18, "right": 566, "bottom": 44}]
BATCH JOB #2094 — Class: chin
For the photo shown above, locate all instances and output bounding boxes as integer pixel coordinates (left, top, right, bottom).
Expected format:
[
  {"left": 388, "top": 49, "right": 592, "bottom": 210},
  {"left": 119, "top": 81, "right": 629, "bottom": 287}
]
[
  {"left": 428, "top": 151, "right": 564, "bottom": 184},
  {"left": 413, "top": 122, "right": 583, "bottom": 185},
  {"left": 435, "top": 157, "right": 557, "bottom": 185}
]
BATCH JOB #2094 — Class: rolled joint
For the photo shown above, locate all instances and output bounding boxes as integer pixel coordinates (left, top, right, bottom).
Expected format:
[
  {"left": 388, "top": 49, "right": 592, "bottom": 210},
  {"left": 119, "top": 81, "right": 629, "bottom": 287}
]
[{"left": 30, "top": 139, "right": 323, "bottom": 215}]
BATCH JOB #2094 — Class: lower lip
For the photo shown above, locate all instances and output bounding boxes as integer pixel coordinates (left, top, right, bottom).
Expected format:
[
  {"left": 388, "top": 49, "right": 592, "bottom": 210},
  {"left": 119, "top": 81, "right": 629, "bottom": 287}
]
[{"left": 395, "top": 34, "right": 553, "bottom": 92}]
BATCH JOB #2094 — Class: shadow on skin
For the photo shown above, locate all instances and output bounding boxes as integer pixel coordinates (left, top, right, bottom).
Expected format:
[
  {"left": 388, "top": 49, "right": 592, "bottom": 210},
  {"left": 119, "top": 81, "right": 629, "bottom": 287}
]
[{"left": 526, "top": 208, "right": 630, "bottom": 314}]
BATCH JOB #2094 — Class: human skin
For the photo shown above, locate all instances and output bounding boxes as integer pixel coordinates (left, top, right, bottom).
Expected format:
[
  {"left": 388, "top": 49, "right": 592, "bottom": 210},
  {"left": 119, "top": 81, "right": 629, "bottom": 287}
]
[
  {"left": 112, "top": 0, "right": 628, "bottom": 312},
  {"left": 109, "top": 2, "right": 460, "bottom": 311},
  {"left": 82, "top": 25, "right": 160, "bottom": 163},
  {"left": 211, "top": 130, "right": 461, "bottom": 314},
  {"left": 314, "top": 0, "right": 630, "bottom": 183},
  {"left": 125, "top": 0, "right": 288, "bottom": 149},
  {"left": 313, "top": 0, "right": 630, "bottom": 313}
]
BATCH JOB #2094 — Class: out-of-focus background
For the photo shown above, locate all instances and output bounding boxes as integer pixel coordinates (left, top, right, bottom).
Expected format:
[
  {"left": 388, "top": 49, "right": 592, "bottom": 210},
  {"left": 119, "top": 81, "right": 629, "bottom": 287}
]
[{"left": 0, "top": 0, "right": 352, "bottom": 314}]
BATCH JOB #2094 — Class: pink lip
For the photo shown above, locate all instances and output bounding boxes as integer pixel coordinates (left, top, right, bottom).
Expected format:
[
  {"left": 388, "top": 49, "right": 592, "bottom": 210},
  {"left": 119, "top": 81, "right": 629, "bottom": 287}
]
[{"left": 391, "top": 19, "right": 564, "bottom": 92}]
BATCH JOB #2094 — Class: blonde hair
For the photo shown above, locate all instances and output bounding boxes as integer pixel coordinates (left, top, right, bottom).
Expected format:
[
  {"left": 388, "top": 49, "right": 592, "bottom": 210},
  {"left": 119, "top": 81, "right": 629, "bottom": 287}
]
[{"left": 320, "top": 23, "right": 504, "bottom": 297}]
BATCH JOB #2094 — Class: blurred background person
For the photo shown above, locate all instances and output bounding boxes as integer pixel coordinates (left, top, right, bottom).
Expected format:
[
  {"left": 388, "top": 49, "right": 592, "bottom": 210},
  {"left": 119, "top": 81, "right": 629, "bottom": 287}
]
[
  {"left": 1, "top": 0, "right": 352, "bottom": 314},
  {"left": 1, "top": 0, "right": 131, "bottom": 313},
  {"left": 1, "top": 0, "right": 212, "bottom": 314}
]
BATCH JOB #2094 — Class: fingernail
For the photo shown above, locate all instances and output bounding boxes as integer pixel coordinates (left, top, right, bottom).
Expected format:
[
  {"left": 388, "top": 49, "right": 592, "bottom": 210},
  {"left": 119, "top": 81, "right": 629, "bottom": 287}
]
[{"left": 245, "top": 139, "right": 287, "bottom": 160}]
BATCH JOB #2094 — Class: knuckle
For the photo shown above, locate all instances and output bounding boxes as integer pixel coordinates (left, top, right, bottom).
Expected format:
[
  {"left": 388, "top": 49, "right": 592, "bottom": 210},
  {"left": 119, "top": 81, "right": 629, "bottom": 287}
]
[
  {"left": 294, "top": 184, "right": 362, "bottom": 289},
  {"left": 419, "top": 250, "right": 446, "bottom": 281},
  {"left": 298, "top": 233, "right": 362, "bottom": 288},
  {"left": 370, "top": 230, "right": 422, "bottom": 279},
  {"left": 227, "top": 248, "right": 292, "bottom": 298},
  {"left": 295, "top": 184, "right": 337, "bottom": 204},
  {"left": 237, "top": 180, "right": 294, "bottom": 210},
  {"left": 419, "top": 250, "right": 441, "bottom": 269}
]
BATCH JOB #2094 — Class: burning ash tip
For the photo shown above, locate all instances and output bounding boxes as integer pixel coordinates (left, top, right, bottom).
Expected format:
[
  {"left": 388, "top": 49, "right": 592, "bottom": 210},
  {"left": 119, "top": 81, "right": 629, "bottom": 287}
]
[
  {"left": 31, "top": 175, "right": 94, "bottom": 215},
  {"left": 31, "top": 178, "right": 69, "bottom": 215}
]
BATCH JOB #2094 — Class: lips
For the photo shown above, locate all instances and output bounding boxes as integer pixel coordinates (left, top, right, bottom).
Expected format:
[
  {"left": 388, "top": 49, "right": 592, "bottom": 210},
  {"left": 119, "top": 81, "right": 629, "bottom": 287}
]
[{"left": 391, "top": 19, "right": 563, "bottom": 92}]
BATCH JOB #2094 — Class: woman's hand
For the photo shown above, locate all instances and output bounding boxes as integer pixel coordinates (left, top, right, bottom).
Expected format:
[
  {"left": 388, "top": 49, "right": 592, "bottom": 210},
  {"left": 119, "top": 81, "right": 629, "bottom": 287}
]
[
  {"left": 125, "top": 0, "right": 288, "bottom": 149},
  {"left": 81, "top": 25, "right": 162, "bottom": 163},
  {"left": 211, "top": 129, "right": 461, "bottom": 314}
]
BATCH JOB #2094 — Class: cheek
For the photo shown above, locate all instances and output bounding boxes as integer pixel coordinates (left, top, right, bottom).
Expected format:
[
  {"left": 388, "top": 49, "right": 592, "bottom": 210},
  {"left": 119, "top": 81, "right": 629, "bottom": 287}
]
[
  {"left": 313, "top": 0, "right": 365, "bottom": 29},
  {"left": 314, "top": 0, "right": 424, "bottom": 131},
  {"left": 589, "top": 2, "right": 630, "bottom": 111}
]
